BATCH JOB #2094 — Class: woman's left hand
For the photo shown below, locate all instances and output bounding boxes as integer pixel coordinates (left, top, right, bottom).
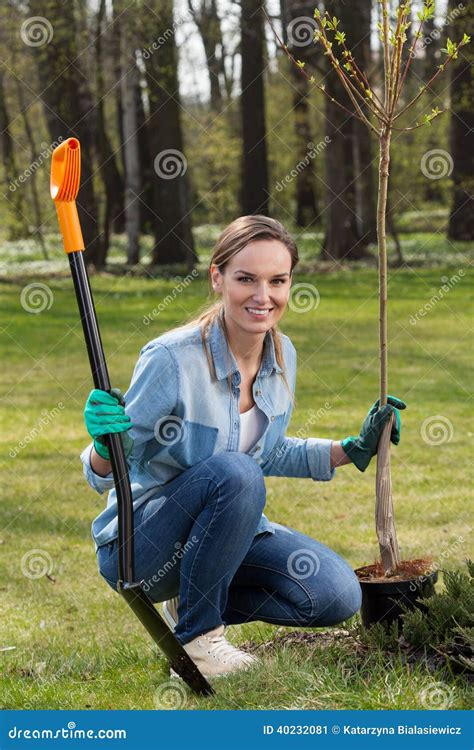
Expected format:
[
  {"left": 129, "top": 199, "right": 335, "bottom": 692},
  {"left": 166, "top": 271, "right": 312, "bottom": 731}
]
[{"left": 341, "top": 395, "right": 407, "bottom": 472}]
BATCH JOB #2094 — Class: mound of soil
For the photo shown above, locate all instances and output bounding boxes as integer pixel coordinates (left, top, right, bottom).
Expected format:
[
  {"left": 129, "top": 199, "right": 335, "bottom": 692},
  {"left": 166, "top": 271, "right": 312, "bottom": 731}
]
[{"left": 355, "top": 557, "right": 434, "bottom": 583}]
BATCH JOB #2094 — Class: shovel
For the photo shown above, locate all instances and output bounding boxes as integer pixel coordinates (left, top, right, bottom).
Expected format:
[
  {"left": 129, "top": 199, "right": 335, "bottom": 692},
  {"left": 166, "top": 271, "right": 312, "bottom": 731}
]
[{"left": 50, "top": 136, "right": 214, "bottom": 696}]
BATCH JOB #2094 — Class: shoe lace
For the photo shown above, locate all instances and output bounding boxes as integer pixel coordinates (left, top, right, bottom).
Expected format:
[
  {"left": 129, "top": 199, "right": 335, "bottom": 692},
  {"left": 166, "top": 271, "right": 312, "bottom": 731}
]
[{"left": 204, "top": 630, "right": 248, "bottom": 663}]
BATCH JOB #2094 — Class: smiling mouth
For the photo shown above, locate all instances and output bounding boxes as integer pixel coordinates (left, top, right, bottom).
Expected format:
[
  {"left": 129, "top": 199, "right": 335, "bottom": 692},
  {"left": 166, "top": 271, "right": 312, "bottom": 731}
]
[{"left": 245, "top": 307, "right": 274, "bottom": 317}]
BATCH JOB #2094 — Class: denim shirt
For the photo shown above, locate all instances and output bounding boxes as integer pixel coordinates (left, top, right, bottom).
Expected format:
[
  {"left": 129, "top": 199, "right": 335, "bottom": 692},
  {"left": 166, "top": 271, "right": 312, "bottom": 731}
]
[{"left": 80, "top": 308, "right": 335, "bottom": 550}]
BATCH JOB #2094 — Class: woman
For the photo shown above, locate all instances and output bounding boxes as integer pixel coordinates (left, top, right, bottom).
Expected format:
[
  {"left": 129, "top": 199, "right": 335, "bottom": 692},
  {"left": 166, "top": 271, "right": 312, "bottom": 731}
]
[{"left": 81, "top": 215, "right": 406, "bottom": 680}]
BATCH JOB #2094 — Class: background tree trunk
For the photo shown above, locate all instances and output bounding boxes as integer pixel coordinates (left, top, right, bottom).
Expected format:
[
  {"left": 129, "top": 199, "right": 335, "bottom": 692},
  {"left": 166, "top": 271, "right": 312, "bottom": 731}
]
[
  {"left": 145, "top": 0, "right": 197, "bottom": 268},
  {"left": 285, "top": 0, "right": 319, "bottom": 227},
  {"left": 188, "top": 0, "right": 226, "bottom": 111},
  {"left": 34, "top": 0, "right": 103, "bottom": 266},
  {"left": 447, "top": 0, "right": 474, "bottom": 240},
  {"left": 321, "top": 0, "right": 373, "bottom": 261},
  {"left": 95, "top": 0, "right": 125, "bottom": 247},
  {"left": 0, "top": 72, "right": 28, "bottom": 240},
  {"left": 241, "top": 0, "right": 269, "bottom": 215},
  {"left": 119, "top": 3, "right": 141, "bottom": 266}
]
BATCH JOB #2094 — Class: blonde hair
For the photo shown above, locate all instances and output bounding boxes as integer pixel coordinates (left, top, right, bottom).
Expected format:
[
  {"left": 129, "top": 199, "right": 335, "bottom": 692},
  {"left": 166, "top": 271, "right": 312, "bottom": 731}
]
[{"left": 170, "top": 215, "right": 299, "bottom": 403}]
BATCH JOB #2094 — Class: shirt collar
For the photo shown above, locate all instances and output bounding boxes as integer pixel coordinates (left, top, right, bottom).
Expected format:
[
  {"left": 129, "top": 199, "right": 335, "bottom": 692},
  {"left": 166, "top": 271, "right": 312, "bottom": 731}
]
[{"left": 208, "top": 307, "right": 283, "bottom": 381}]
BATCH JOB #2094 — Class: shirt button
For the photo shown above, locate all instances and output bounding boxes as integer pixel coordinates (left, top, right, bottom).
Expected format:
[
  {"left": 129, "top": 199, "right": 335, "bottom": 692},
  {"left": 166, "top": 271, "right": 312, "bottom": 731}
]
[
  {"left": 271, "top": 415, "right": 275, "bottom": 421},
  {"left": 234, "top": 421, "right": 238, "bottom": 427},
  {"left": 255, "top": 389, "right": 261, "bottom": 396}
]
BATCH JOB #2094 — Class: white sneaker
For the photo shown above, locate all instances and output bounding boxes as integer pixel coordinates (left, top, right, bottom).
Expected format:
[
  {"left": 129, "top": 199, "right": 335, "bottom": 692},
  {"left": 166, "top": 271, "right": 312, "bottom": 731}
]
[{"left": 170, "top": 624, "right": 260, "bottom": 679}]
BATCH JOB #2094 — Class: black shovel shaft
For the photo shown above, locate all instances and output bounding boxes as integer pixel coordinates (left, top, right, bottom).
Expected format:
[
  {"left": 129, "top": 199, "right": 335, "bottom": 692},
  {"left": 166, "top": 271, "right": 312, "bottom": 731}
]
[
  {"left": 69, "top": 251, "right": 133, "bottom": 584},
  {"left": 68, "top": 251, "right": 214, "bottom": 696}
]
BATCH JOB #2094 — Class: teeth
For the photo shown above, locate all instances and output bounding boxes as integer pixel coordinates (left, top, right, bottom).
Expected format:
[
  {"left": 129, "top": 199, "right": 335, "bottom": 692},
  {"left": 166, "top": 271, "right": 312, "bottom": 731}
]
[{"left": 246, "top": 308, "right": 271, "bottom": 315}]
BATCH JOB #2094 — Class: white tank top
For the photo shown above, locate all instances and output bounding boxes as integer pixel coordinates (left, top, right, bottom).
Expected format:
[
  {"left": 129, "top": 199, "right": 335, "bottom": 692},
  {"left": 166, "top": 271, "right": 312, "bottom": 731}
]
[{"left": 239, "top": 403, "right": 267, "bottom": 453}]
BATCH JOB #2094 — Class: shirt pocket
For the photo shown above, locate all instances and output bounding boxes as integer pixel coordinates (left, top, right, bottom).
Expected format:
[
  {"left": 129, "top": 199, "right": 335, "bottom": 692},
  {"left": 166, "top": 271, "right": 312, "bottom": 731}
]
[{"left": 168, "top": 420, "right": 219, "bottom": 467}]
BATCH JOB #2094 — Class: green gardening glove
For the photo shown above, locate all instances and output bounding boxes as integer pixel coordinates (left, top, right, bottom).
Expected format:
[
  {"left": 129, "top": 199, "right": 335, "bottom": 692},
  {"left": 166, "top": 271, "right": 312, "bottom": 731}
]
[
  {"left": 84, "top": 388, "right": 134, "bottom": 461},
  {"left": 341, "top": 395, "right": 407, "bottom": 472}
]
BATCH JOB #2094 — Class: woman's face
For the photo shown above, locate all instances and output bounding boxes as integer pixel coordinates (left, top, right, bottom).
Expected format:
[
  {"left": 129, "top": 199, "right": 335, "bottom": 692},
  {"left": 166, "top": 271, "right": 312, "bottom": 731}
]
[{"left": 210, "top": 239, "right": 292, "bottom": 334}]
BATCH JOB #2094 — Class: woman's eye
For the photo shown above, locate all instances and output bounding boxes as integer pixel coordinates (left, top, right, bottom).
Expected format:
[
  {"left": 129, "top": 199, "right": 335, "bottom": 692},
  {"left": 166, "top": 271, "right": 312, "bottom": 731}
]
[{"left": 237, "top": 276, "right": 252, "bottom": 282}]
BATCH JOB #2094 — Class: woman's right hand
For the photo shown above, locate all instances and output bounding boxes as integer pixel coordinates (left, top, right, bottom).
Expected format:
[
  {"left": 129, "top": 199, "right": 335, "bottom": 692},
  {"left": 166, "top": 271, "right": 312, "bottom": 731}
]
[{"left": 84, "top": 388, "right": 134, "bottom": 460}]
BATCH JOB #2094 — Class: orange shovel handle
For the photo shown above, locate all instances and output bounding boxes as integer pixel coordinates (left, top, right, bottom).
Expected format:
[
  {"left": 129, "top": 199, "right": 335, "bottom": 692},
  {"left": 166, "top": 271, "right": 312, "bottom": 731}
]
[{"left": 50, "top": 137, "right": 85, "bottom": 253}]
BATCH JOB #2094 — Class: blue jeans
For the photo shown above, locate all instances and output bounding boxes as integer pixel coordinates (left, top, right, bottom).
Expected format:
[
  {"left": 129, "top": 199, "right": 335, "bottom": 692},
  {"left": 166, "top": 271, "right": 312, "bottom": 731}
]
[{"left": 96, "top": 452, "right": 362, "bottom": 645}]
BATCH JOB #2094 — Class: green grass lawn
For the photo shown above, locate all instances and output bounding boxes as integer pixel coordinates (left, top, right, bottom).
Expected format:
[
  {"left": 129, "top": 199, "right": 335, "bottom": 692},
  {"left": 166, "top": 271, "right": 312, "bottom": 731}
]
[{"left": 1, "top": 235, "right": 472, "bottom": 710}]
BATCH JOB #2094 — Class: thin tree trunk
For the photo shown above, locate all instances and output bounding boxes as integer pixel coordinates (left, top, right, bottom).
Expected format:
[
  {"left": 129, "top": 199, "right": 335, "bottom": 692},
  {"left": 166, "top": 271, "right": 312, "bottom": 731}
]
[{"left": 375, "top": 129, "right": 400, "bottom": 575}]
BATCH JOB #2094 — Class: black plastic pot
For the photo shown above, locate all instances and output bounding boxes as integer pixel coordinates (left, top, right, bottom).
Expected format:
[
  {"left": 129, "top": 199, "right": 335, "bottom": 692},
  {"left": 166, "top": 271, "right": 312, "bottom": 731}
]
[{"left": 354, "top": 566, "right": 438, "bottom": 629}]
